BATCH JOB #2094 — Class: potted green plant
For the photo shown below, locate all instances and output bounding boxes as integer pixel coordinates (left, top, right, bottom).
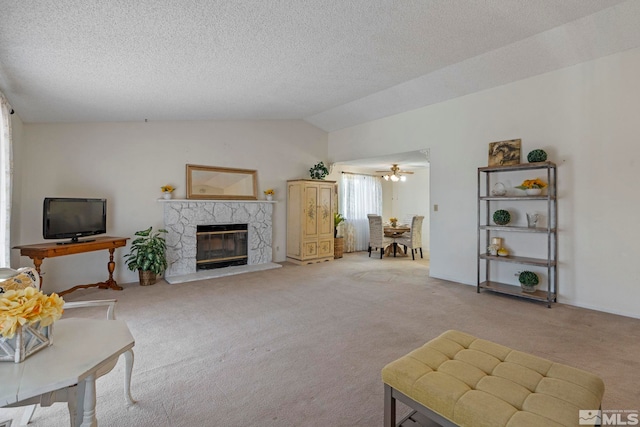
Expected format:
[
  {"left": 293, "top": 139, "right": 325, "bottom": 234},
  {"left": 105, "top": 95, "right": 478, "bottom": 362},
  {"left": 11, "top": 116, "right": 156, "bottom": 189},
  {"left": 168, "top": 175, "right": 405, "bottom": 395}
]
[
  {"left": 309, "top": 161, "right": 329, "bottom": 180},
  {"left": 125, "top": 226, "right": 168, "bottom": 286},
  {"left": 334, "top": 213, "right": 345, "bottom": 238},
  {"left": 517, "top": 271, "right": 539, "bottom": 293}
]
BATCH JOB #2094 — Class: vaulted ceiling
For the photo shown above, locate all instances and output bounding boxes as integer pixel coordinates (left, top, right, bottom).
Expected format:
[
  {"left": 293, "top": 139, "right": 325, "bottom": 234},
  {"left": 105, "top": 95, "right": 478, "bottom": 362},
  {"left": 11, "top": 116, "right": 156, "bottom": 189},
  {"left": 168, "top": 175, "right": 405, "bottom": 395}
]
[{"left": 1, "top": 1, "right": 638, "bottom": 131}]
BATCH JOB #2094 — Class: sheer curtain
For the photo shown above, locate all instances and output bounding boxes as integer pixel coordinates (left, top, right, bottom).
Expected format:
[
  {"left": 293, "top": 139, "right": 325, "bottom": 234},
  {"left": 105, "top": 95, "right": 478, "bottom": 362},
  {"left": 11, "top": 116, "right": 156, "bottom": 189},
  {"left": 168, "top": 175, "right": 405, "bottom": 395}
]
[
  {"left": 339, "top": 173, "right": 383, "bottom": 252},
  {"left": 0, "top": 91, "right": 12, "bottom": 267}
]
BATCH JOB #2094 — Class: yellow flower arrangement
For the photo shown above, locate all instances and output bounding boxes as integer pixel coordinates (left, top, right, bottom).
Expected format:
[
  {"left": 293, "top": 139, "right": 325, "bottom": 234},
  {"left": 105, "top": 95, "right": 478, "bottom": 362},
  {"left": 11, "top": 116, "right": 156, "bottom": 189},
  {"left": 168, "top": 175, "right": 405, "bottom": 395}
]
[
  {"left": 264, "top": 189, "right": 274, "bottom": 195},
  {"left": 0, "top": 287, "right": 64, "bottom": 339},
  {"left": 389, "top": 217, "right": 398, "bottom": 223},
  {"left": 161, "top": 185, "right": 175, "bottom": 193},
  {"left": 516, "top": 178, "right": 547, "bottom": 190}
]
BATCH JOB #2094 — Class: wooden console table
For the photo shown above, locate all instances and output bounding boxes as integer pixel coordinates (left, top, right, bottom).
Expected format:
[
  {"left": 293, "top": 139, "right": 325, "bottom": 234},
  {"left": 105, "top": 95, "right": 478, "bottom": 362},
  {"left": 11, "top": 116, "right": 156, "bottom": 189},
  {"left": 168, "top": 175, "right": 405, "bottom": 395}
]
[{"left": 13, "top": 236, "right": 129, "bottom": 296}]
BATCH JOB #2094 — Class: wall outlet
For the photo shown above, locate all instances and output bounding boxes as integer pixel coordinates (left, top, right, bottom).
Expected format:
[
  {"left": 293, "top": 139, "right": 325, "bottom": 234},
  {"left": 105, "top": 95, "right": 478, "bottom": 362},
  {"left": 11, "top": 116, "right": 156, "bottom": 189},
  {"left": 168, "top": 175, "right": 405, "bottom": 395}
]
[{"left": 434, "top": 204, "right": 439, "bottom": 212}]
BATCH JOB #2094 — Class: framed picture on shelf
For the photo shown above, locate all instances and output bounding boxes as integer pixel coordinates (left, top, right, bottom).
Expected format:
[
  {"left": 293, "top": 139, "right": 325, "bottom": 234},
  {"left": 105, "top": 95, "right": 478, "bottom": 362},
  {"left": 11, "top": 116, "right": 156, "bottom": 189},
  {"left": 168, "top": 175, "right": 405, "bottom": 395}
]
[{"left": 488, "top": 139, "right": 521, "bottom": 167}]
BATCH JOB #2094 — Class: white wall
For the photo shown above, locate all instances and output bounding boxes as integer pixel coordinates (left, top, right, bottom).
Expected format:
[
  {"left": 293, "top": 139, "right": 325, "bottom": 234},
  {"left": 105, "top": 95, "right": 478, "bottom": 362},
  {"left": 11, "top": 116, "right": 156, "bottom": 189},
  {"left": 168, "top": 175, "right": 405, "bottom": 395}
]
[
  {"left": 328, "top": 47, "right": 640, "bottom": 318},
  {"left": 13, "top": 120, "right": 327, "bottom": 293}
]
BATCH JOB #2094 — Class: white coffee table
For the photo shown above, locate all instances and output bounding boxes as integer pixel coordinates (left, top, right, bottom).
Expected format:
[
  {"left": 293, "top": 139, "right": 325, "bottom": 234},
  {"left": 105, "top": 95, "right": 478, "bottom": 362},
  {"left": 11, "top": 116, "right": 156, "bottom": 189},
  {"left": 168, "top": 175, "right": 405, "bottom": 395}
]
[{"left": 0, "top": 318, "right": 135, "bottom": 427}]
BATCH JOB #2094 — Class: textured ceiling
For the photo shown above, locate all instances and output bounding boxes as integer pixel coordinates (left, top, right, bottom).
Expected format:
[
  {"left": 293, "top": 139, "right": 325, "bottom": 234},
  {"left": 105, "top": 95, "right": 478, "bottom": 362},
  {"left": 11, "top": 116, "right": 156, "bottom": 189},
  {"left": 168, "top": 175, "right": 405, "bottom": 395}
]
[{"left": 0, "top": 1, "right": 638, "bottom": 131}]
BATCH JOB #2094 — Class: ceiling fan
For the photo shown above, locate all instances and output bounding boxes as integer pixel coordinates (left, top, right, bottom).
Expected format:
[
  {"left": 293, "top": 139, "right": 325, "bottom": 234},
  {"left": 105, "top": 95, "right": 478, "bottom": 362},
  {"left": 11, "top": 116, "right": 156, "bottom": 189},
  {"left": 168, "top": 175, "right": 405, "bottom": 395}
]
[{"left": 376, "top": 164, "right": 414, "bottom": 182}]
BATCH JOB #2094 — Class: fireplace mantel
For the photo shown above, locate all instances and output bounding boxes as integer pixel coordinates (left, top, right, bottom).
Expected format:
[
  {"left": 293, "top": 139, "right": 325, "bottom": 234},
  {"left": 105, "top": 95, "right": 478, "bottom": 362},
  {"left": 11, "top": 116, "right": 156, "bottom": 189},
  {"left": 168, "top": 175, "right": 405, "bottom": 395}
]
[
  {"left": 158, "top": 199, "right": 276, "bottom": 204},
  {"left": 161, "top": 199, "right": 276, "bottom": 282}
]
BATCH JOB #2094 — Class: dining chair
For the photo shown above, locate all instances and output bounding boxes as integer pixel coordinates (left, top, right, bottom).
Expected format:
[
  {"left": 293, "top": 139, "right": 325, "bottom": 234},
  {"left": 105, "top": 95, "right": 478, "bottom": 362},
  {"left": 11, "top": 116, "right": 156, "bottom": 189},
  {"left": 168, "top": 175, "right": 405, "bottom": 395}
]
[
  {"left": 401, "top": 213, "right": 418, "bottom": 227},
  {"left": 0, "top": 267, "right": 41, "bottom": 292},
  {"left": 367, "top": 214, "right": 394, "bottom": 259},
  {"left": 395, "top": 215, "right": 425, "bottom": 260}
]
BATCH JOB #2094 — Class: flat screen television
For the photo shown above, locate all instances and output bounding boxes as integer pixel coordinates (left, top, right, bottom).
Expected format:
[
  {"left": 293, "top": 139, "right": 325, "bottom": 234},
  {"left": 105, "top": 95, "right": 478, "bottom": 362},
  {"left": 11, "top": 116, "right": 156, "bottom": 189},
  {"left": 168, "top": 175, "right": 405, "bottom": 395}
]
[{"left": 43, "top": 198, "right": 107, "bottom": 244}]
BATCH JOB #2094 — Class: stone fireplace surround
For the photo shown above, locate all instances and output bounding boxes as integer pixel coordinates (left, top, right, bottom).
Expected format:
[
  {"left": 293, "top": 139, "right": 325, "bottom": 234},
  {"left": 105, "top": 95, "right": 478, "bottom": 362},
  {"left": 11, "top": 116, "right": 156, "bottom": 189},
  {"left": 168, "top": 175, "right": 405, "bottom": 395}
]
[{"left": 161, "top": 199, "right": 280, "bottom": 284}]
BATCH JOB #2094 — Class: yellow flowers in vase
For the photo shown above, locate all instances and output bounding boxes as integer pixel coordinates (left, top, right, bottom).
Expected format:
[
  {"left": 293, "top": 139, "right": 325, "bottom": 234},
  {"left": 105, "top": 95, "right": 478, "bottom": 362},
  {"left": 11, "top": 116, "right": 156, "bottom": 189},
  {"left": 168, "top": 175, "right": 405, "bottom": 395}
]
[
  {"left": 389, "top": 217, "right": 398, "bottom": 227},
  {"left": 0, "top": 287, "right": 64, "bottom": 339},
  {"left": 515, "top": 178, "right": 547, "bottom": 196},
  {"left": 161, "top": 184, "right": 176, "bottom": 199},
  {"left": 264, "top": 189, "right": 274, "bottom": 201},
  {"left": 515, "top": 178, "right": 547, "bottom": 190}
]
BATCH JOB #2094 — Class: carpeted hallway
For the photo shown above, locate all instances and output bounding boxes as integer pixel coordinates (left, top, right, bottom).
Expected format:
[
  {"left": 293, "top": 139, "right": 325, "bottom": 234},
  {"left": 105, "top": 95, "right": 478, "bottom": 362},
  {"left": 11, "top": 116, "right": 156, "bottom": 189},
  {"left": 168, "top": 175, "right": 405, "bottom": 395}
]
[{"left": 2, "top": 253, "right": 639, "bottom": 426}]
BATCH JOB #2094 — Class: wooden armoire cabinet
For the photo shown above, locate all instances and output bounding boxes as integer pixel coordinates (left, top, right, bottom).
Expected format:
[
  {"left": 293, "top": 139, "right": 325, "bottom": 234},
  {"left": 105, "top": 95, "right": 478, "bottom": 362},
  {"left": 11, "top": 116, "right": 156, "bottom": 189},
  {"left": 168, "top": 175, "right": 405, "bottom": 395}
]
[{"left": 286, "top": 179, "right": 335, "bottom": 264}]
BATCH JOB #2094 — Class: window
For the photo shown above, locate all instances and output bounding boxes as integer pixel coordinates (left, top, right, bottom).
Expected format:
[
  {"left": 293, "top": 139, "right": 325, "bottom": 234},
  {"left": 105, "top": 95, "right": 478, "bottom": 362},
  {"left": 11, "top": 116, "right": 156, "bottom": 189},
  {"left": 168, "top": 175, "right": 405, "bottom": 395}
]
[
  {"left": 339, "top": 173, "right": 382, "bottom": 251},
  {"left": 0, "top": 92, "right": 12, "bottom": 267}
]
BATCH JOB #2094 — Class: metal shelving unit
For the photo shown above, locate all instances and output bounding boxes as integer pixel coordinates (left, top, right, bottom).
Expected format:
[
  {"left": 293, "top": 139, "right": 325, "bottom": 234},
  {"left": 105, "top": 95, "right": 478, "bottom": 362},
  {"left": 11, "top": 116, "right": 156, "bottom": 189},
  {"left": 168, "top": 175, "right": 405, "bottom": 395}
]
[{"left": 477, "top": 161, "right": 557, "bottom": 307}]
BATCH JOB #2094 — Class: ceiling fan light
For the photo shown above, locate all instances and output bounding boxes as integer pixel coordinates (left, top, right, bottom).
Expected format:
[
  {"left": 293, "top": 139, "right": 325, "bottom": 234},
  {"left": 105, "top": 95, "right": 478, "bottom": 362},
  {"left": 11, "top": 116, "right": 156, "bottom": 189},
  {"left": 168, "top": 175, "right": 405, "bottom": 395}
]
[{"left": 378, "top": 164, "right": 410, "bottom": 182}]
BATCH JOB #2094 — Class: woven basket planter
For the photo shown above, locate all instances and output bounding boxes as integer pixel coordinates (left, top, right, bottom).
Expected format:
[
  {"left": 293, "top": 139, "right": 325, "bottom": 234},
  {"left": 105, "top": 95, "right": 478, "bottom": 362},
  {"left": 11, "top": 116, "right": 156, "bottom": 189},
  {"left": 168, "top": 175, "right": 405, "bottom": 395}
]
[
  {"left": 334, "top": 237, "right": 344, "bottom": 259},
  {"left": 138, "top": 269, "right": 157, "bottom": 286}
]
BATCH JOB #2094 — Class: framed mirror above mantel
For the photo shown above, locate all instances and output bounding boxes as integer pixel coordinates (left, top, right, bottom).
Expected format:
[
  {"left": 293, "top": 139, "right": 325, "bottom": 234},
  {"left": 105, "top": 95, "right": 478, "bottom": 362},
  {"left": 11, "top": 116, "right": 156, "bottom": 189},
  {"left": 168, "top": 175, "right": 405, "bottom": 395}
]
[{"left": 186, "top": 164, "right": 258, "bottom": 200}]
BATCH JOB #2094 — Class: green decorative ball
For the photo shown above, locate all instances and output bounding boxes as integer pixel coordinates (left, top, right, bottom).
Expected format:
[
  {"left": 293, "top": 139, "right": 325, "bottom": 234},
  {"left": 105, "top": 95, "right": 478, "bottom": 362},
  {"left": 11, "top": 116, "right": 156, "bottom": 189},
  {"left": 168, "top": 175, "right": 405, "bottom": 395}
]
[
  {"left": 492, "top": 209, "right": 511, "bottom": 225},
  {"left": 518, "top": 271, "right": 539, "bottom": 285},
  {"left": 527, "top": 149, "right": 547, "bottom": 163}
]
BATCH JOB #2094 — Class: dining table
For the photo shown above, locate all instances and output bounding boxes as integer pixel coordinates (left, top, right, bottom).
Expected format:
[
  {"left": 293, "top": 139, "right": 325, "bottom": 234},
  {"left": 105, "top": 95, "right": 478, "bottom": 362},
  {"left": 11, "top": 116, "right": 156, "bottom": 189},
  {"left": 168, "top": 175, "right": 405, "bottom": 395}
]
[
  {"left": 0, "top": 318, "right": 135, "bottom": 427},
  {"left": 383, "top": 225, "right": 410, "bottom": 257}
]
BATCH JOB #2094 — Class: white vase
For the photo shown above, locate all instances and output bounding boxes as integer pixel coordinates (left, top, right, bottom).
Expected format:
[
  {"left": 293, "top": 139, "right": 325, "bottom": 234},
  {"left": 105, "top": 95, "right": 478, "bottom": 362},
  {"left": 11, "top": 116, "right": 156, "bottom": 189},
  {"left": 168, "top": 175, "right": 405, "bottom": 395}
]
[
  {"left": 491, "top": 182, "right": 506, "bottom": 196},
  {"left": 266, "top": 194, "right": 273, "bottom": 201},
  {"left": 162, "top": 193, "right": 172, "bottom": 200},
  {"left": 525, "top": 188, "right": 542, "bottom": 196}
]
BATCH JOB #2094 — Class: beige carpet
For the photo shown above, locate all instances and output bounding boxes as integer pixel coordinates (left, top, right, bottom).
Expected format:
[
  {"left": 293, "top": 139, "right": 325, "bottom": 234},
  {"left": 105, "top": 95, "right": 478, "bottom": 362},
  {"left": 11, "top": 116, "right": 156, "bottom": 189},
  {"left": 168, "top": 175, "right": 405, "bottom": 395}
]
[{"left": 2, "top": 253, "right": 639, "bottom": 426}]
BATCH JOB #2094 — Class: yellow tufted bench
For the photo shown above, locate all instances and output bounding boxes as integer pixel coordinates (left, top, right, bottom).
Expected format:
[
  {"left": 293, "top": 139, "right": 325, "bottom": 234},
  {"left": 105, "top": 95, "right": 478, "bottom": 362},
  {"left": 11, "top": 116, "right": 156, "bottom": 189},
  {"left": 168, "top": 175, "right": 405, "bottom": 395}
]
[{"left": 382, "top": 330, "right": 604, "bottom": 427}]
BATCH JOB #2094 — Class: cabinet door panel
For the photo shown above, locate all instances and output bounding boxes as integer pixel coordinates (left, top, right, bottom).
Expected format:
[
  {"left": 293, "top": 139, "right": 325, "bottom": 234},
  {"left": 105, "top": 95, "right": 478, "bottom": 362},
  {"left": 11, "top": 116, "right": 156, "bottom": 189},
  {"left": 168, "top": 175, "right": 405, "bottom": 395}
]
[
  {"left": 304, "top": 241, "right": 318, "bottom": 258},
  {"left": 318, "top": 238, "right": 333, "bottom": 257},
  {"left": 304, "top": 186, "right": 318, "bottom": 238},
  {"left": 318, "top": 185, "right": 333, "bottom": 236}
]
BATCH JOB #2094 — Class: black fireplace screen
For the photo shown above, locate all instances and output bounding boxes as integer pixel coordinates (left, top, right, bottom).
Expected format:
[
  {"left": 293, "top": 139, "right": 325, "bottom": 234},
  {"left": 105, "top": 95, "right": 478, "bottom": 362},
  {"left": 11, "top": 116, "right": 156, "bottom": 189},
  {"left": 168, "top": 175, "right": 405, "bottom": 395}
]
[{"left": 196, "top": 224, "right": 248, "bottom": 269}]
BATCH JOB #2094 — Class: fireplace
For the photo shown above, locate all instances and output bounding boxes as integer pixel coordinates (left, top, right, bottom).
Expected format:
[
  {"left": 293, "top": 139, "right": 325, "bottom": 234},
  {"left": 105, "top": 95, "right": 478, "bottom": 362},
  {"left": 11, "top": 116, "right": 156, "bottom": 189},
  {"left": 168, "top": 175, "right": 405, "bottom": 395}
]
[
  {"left": 162, "top": 199, "right": 277, "bottom": 283},
  {"left": 196, "top": 224, "right": 248, "bottom": 269}
]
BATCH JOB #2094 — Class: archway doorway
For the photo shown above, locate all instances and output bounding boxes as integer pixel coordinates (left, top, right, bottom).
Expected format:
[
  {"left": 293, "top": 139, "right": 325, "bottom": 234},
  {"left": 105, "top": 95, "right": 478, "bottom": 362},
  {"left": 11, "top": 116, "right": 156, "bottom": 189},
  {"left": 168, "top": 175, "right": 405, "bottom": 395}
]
[{"left": 330, "top": 149, "right": 430, "bottom": 259}]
